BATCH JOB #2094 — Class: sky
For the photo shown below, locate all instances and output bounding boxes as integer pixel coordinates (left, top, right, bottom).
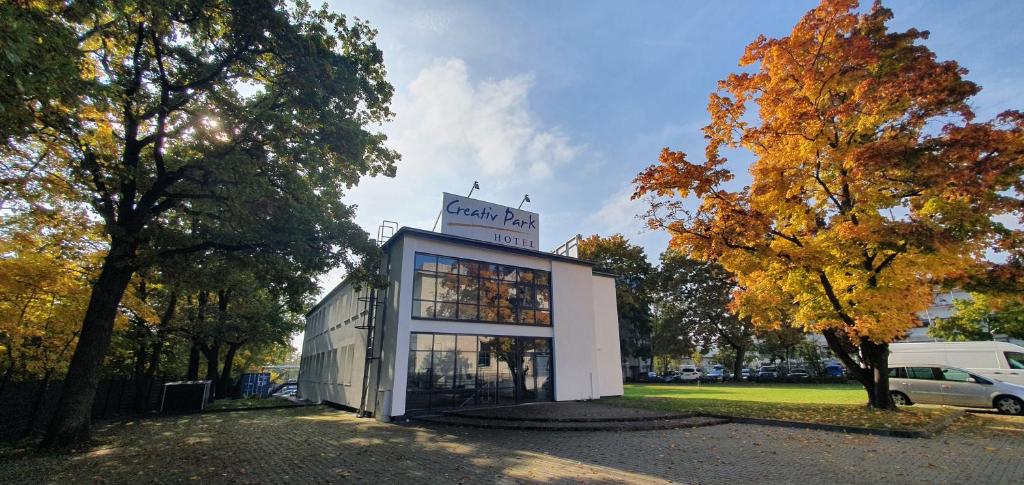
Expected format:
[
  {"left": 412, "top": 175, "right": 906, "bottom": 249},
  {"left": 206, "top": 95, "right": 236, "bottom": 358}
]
[{"left": 313, "top": 0, "right": 1024, "bottom": 302}]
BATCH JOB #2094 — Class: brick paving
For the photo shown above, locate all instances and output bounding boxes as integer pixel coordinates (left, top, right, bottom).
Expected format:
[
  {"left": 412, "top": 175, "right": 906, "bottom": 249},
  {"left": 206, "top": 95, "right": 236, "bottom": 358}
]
[{"left": 1, "top": 406, "right": 1022, "bottom": 484}]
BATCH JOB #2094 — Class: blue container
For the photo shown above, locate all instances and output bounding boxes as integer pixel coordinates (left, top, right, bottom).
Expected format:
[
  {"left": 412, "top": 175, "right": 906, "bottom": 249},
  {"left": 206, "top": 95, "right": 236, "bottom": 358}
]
[{"left": 240, "top": 372, "right": 271, "bottom": 397}]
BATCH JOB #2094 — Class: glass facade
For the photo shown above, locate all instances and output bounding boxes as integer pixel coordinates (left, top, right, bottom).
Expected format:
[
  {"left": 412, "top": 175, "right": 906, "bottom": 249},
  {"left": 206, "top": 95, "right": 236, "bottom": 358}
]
[
  {"left": 412, "top": 252, "right": 552, "bottom": 326},
  {"left": 406, "top": 332, "right": 553, "bottom": 411}
]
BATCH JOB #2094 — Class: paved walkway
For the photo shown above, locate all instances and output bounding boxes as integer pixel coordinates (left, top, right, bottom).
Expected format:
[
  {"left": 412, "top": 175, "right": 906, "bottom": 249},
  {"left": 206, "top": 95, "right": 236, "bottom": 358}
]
[{"left": 1, "top": 406, "right": 1021, "bottom": 484}]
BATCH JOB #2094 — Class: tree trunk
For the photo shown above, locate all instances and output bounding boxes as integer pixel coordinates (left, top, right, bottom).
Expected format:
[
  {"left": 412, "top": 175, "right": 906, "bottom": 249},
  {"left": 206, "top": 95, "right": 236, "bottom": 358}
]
[
  {"left": 201, "top": 342, "right": 220, "bottom": 400},
  {"left": 732, "top": 346, "right": 746, "bottom": 382},
  {"left": 0, "top": 351, "right": 14, "bottom": 397},
  {"left": 42, "top": 242, "right": 136, "bottom": 448},
  {"left": 25, "top": 369, "right": 54, "bottom": 439},
  {"left": 218, "top": 342, "right": 243, "bottom": 398},
  {"left": 860, "top": 339, "right": 893, "bottom": 409},
  {"left": 187, "top": 344, "right": 201, "bottom": 380},
  {"left": 820, "top": 328, "right": 894, "bottom": 410}
]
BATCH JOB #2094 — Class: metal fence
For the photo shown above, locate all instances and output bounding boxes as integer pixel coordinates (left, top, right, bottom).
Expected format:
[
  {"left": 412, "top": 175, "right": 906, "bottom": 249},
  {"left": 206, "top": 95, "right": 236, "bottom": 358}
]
[{"left": 0, "top": 376, "right": 174, "bottom": 442}]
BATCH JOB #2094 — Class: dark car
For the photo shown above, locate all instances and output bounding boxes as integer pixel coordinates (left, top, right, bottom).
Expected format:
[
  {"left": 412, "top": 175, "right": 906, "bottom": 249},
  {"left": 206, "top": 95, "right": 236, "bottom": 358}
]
[{"left": 756, "top": 366, "right": 779, "bottom": 381}]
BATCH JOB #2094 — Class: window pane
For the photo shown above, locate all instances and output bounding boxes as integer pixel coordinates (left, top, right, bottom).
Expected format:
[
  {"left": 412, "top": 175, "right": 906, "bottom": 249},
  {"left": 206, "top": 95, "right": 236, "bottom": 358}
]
[
  {"left": 535, "top": 287, "right": 550, "bottom": 310},
  {"left": 459, "top": 277, "right": 479, "bottom": 304},
  {"left": 458, "top": 304, "right": 479, "bottom": 321},
  {"left": 481, "top": 279, "right": 501, "bottom": 306},
  {"left": 437, "top": 256, "right": 457, "bottom": 273},
  {"left": 413, "top": 300, "right": 436, "bottom": 319},
  {"left": 410, "top": 333, "right": 433, "bottom": 351},
  {"left": 534, "top": 338, "right": 551, "bottom": 354},
  {"left": 437, "top": 303, "right": 457, "bottom": 320},
  {"left": 908, "top": 367, "right": 937, "bottom": 380},
  {"left": 456, "top": 335, "right": 478, "bottom": 352},
  {"left": 500, "top": 265, "right": 518, "bottom": 282},
  {"left": 407, "top": 351, "right": 432, "bottom": 391},
  {"left": 536, "top": 310, "right": 551, "bottom": 326},
  {"left": 498, "top": 306, "right": 515, "bottom": 323},
  {"left": 433, "top": 351, "right": 456, "bottom": 389},
  {"left": 534, "top": 271, "right": 550, "bottom": 287},
  {"left": 414, "top": 271, "right": 437, "bottom": 301},
  {"left": 433, "top": 334, "right": 456, "bottom": 351},
  {"left": 519, "top": 285, "right": 536, "bottom": 308},
  {"left": 519, "top": 309, "right": 535, "bottom": 325},
  {"left": 457, "top": 260, "right": 479, "bottom": 276},
  {"left": 406, "top": 392, "right": 430, "bottom": 410},
  {"left": 479, "top": 306, "right": 497, "bottom": 322},
  {"left": 519, "top": 269, "right": 535, "bottom": 283},
  {"left": 480, "top": 263, "right": 500, "bottom": 279},
  {"left": 941, "top": 368, "right": 973, "bottom": 382},
  {"left": 518, "top": 337, "right": 536, "bottom": 353},
  {"left": 437, "top": 274, "right": 459, "bottom": 302},
  {"left": 456, "top": 352, "right": 477, "bottom": 389},
  {"left": 431, "top": 392, "right": 455, "bottom": 409},
  {"left": 415, "top": 253, "right": 438, "bottom": 272}
]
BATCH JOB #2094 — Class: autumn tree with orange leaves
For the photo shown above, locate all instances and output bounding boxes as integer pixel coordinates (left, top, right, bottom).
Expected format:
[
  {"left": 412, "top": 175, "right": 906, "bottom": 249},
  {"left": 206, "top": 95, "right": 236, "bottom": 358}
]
[{"left": 633, "top": 0, "right": 1023, "bottom": 409}]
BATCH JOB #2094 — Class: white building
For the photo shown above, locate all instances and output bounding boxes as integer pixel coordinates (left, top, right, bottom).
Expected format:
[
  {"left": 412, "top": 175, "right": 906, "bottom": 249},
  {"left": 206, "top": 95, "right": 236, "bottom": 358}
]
[{"left": 298, "top": 194, "right": 623, "bottom": 419}]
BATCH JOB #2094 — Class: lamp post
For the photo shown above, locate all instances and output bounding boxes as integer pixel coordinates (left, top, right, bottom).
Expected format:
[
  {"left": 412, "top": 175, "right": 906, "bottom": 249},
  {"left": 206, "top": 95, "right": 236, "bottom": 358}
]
[{"left": 518, "top": 194, "right": 530, "bottom": 209}]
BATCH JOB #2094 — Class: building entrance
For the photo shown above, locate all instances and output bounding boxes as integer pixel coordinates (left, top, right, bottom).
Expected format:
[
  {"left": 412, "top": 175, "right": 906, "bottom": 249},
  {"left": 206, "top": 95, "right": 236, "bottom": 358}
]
[{"left": 406, "top": 333, "right": 553, "bottom": 412}]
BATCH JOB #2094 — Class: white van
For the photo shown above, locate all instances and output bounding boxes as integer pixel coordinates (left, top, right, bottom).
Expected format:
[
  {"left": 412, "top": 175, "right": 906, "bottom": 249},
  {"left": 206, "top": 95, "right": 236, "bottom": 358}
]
[{"left": 889, "top": 341, "right": 1024, "bottom": 385}]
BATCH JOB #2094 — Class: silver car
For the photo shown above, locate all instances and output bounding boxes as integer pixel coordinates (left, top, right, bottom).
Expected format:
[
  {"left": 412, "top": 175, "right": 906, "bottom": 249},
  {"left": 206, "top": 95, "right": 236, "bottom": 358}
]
[{"left": 888, "top": 365, "right": 1024, "bottom": 415}]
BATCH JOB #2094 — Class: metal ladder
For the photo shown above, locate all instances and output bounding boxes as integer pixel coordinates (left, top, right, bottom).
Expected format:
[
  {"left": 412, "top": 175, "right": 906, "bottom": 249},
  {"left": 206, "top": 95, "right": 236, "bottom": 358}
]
[{"left": 355, "top": 220, "right": 397, "bottom": 418}]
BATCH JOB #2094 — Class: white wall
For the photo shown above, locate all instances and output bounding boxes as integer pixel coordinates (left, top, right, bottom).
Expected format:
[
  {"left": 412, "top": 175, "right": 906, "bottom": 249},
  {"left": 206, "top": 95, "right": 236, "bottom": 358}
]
[
  {"left": 550, "top": 259, "right": 601, "bottom": 401},
  {"left": 593, "top": 275, "right": 624, "bottom": 397},
  {"left": 297, "top": 282, "right": 369, "bottom": 408}
]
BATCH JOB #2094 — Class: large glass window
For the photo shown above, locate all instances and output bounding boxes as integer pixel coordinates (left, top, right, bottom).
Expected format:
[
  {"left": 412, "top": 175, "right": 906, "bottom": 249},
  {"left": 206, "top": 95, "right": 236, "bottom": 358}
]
[
  {"left": 412, "top": 252, "right": 552, "bottom": 326},
  {"left": 405, "top": 332, "right": 553, "bottom": 411}
]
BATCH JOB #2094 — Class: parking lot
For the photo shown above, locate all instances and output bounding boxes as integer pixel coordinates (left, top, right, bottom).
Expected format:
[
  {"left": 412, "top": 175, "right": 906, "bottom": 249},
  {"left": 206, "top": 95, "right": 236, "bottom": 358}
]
[{"left": 1, "top": 406, "right": 1021, "bottom": 484}]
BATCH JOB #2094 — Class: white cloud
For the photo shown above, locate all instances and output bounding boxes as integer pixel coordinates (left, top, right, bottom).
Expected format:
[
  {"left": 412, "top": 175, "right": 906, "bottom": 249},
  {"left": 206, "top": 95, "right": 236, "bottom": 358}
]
[{"left": 392, "top": 58, "right": 578, "bottom": 179}]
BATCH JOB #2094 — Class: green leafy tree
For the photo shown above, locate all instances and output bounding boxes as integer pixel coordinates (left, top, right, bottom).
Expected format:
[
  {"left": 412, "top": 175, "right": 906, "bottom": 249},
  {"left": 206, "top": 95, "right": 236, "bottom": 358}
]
[
  {"left": 578, "top": 234, "right": 654, "bottom": 379},
  {"left": 930, "top": 294, "right": 1024, "bottom": 342},
  {"left": 755, "top": 324, "right": 806, "bottom": 368},
  {"left": 2, "top": 0, "right": 398, "bottom": 447},
  {"left": 655, "top": 251, "right": 754, "bottom": 380}
]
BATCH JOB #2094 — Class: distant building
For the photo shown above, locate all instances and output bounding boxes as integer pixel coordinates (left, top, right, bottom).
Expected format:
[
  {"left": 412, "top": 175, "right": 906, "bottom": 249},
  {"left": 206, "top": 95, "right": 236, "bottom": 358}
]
[
  {"left": 298, "top": 193, "right": 623, "bottom": 419},
  {"left": 903, "top": 289, "right": 972, "bottom": 342}
]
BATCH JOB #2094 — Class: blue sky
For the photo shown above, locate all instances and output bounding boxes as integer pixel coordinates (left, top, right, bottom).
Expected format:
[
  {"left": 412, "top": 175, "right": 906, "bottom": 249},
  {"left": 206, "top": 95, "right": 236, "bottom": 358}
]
[{"left": 318, "top": 0, "right": 1024, "bottom": 298}]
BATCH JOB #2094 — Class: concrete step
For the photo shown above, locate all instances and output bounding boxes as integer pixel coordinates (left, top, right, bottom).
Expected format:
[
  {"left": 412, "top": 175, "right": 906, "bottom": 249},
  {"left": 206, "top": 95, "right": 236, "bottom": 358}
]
[
  {"left": 412, "top": 414, "right": 730, "bottom": 432},
  {"left": 441, "top": 409, "right": 695, "bottom": 423}
]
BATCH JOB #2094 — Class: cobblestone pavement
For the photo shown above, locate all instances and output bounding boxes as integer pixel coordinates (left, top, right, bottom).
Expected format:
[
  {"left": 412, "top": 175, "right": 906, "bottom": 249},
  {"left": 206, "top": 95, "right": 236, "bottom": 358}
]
[{"left": 1, "top": 406, "right": 1021, "bottom": 484}]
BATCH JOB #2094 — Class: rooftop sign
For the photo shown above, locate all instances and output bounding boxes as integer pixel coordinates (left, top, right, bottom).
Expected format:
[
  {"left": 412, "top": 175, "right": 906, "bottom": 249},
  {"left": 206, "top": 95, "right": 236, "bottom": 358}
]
[{"left": 440, "top": 192, "right": 540, "bottom": 250}]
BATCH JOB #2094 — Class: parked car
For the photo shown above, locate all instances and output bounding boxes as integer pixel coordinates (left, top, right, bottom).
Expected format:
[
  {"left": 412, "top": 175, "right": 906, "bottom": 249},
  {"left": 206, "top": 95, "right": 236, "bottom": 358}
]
[
  {"left": 661, "top": 372, "right": 681, "bottom": 383},
  {"left": 786, "top": 369, "right": 810, "bottom": 379},
  {"left": 740, "top": 368, "right": 753, "bottom": 381},
  {"left": 823, "top": 364, "right": 845, "bottom": 378},
  {"left": 273, "top": 384, "right": 297, "bottom": 397},
  {"left": 703, "top": 368, "right": 727, "bottom": 382},
  {"left": 704, "top": 366, "right": 729, "bottom": 380},
  {"left": 890, "top": 341, "right": 1024, "bottom": 386},
  {"left": 639, "top": 371, "right": 661, "bottom": 382},
  {"left": 888, "top": 364, "right": 1024, "bottom": 415},
  {"left": 756, "top": 366, "right": 780, "bottom": 381},
  {"left": 677, "top": 366, "right": 702, "bottom": 382}
]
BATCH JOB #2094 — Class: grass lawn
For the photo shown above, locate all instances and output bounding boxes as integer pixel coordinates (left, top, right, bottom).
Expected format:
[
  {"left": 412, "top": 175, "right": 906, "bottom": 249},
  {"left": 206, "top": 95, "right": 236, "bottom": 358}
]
[{"left": 604, "top": 382, "right": 960, "bottom": 431}]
